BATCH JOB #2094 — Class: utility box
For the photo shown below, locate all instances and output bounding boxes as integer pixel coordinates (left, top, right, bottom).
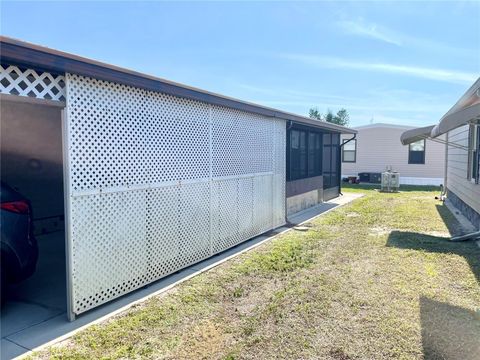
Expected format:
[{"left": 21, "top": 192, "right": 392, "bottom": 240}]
[
  {"left": 381, "top": 171, "right": 400, "bottom": 192},
  {"left": 370, "top": 172, "right": 382, "bottom": 184}
]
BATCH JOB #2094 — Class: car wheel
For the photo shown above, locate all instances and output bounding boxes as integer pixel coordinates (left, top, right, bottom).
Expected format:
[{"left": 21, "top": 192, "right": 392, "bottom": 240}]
[{"left": 0, "top": 262, "right": 5, "bottom": 306}]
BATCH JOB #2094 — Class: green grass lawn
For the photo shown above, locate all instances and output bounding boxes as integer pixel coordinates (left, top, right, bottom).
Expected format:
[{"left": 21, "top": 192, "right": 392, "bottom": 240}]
[{"left": 35, "top": 186, "right": 480, "bottom": 360}]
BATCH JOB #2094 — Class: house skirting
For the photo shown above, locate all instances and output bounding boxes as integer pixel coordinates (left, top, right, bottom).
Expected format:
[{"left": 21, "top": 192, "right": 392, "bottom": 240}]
[
  {"left": 342, "top": 174, "right": 443, "bottom": 186},
  {"left": 447, "top": 189, "right": 480, "bottom": 229},
  {"left": 286, "top": 176, "right": 323, "bottom": 215},
  {"left": 399, "top": 177, "right": 443, "bottom": 186},
  {"left": 287, "top": 189, "right": 323, "bottom": 216}
]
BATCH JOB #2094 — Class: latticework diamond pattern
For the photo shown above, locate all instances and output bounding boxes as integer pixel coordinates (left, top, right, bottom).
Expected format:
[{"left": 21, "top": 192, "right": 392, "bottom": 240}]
[
  {"left": 65, "top": 73, "right": 286, "bottom": 315},
  {"left": 0, "top": 64, "right": 66, "bottom": 101}
]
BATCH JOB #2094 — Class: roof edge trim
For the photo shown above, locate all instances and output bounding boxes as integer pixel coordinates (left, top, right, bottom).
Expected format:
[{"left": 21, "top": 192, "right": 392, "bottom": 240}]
[{"left": 0, "top": 36, "right": 356, "bottom": 134}]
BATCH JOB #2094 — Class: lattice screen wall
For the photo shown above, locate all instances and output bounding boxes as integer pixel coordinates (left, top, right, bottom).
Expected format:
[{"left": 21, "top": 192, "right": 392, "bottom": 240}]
[
  {"left": 0, "top": 64, "right": 66, "bottom": 101},
  {"left": 65, "top": 74, "right": 286, "bottom": 315}
]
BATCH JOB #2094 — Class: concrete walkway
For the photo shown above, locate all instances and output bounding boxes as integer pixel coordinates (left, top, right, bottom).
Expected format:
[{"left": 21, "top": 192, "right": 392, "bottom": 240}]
[{"left": 1, "top": 192, "right": 363, "bottom": 360}]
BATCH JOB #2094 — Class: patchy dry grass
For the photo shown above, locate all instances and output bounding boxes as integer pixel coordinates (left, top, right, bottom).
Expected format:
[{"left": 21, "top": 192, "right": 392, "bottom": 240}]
[{"left": 33, "top": 186, "right": 480, "bottom": 360}]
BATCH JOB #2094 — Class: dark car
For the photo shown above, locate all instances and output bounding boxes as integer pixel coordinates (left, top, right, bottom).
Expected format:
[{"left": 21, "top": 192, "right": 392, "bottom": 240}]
[{"left": 1, "top": 182, "right": 38, "bottom": 303}]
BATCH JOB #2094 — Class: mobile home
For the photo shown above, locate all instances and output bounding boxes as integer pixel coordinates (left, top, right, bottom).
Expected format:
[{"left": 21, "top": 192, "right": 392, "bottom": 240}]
[
  {"left": 401, "top": 78, "right": 480, "bottom": 228},
  {"left": 342, "top": 123, "right": 445, "bottom": 186}
]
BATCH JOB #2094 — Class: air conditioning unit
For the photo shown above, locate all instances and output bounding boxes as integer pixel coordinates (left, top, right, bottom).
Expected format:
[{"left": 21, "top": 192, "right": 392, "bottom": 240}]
[{"left": 381, "top": 170, "right": 400, "bottom": 192}]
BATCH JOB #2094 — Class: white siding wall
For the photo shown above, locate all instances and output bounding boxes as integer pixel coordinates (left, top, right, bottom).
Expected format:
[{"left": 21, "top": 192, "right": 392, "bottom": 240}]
[
  {"left": 446, "top": 125, "right": 480, "bottom": 215},
  {"left": 342, "top": 125, "right": 445, "bottom": 184}
]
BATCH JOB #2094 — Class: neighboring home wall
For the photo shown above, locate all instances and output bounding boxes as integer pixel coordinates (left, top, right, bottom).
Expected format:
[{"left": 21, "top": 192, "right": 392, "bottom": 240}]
[
  {"left": 446, "top": 125, "right": 480, "bottom": 228},
  {"left": 342, "top": 124, "right": 446, "bottom": 185}
]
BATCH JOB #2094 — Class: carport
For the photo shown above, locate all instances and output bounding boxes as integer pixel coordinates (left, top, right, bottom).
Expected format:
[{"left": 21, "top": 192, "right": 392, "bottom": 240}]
[
  {"left": 0, "top": 35, "right": 354, "bottom": 348},
  {"left": 0, "top": 37, "right": 288, "bottom": 326},
  {"left": 1, "top": 94, "right": 67, "bottom": 324}
]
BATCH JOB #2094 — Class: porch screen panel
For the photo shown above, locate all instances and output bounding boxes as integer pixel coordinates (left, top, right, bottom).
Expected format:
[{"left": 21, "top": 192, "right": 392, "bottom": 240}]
[{"left": 65, "top": 74, "right": 285, "bottom": 315}]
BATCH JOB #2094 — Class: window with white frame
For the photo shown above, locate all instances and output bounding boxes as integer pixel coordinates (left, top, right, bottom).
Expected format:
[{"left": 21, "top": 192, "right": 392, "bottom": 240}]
[
  {"left": 342, "top": 139, "right": 356, "bottom": 163},
  {"left": 408, "top": 139, "right": 425, "bottom": 164},
  {"left": 467, "top": 124, "right": 480, "bottom": 184}
]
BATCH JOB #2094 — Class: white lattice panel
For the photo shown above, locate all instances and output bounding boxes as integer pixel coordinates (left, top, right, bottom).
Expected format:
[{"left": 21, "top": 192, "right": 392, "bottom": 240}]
[
  {"left": 212, "top": 106, "right": 274, "bottom": 177},
  {"left": 211, "top": 175, "right": 277, "bottom": 254},
  {"left": 0, "top": 64, "right": 65, "bottom": 101},
  {"left": 66, "top": 74, "right": 285, "bottom": 315},
  {"left": 71, "top": 191, "right": 148, "bottom": 313},
  {"left": 67, "top": 74, "right": 210, "bottom": 193},
  {"left": 212, "top": 178, "right": 240, "bottom": 253}
]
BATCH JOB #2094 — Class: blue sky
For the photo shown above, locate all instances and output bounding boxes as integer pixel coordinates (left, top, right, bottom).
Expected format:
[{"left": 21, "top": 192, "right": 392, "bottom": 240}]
[{"left": 1, "top": 1, "right": 479, "bottom": 127}]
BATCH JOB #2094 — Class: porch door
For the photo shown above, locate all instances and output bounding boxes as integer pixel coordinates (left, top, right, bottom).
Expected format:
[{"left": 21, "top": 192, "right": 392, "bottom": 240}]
[{"left": 322, "top": 133, "right": 340, "bottom": 190}]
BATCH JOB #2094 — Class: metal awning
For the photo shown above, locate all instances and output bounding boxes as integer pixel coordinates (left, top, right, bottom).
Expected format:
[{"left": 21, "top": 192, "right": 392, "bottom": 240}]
[
  {"left": 400, "top": 125, "right": 435, "bottom": 145},
  {"left": 431, "top": 77, "right": 480, "bottom": 138},
  {"left": 430, "top": 103, "right": 480, "bottom": 138}
]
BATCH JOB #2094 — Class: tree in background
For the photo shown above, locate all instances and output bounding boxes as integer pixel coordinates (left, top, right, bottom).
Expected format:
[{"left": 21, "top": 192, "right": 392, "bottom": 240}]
[
  {"left": 308, "top": 107, "right": 350, "bottom": 127},
  {"left": 325, "top": 110, "right": 335, "bottom": 123},
  {"left": 308, "top": 107, "right": 323, "bottom": 120},
  {"left": 333, "top": 108, "right": 349, "bottom": 126}
]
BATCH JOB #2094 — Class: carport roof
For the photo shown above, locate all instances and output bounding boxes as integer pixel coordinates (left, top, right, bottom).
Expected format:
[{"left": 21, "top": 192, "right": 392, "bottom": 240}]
[{"left": 0, "top": 36, "right": 356, "bottom": 134}]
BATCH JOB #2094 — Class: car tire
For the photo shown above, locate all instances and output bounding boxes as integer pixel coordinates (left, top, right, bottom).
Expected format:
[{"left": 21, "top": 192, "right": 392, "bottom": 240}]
[{"left": 0, "top": 262, "right": 5, "bottom": 306}]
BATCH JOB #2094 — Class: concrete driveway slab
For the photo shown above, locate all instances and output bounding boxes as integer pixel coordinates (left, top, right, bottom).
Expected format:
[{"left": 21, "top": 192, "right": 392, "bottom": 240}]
[{"left": 1, "top": 339, "right": 28, "bottom": 360}]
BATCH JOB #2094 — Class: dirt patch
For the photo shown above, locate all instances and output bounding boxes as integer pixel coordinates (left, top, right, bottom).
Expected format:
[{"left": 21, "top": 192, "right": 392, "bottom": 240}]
[
  {"left": 369, "top": 227, "right": 392, "bottom": 236},
  {"left": 228, "top": 277, "right": 276, "bottom": 317},
  {"left": 173, "top": 320, "right": 232, "bottom": 360},
  {"left": 329, "top": 348, "right": 352, "bottom": 360}
]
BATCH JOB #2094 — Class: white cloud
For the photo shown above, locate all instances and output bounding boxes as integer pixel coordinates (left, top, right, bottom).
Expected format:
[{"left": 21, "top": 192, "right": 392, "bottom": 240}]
[
  {"left": 281, "top": 53, "right": 478, "bottom": 84},
  {"left": 338, "top": 19, "right": 402, "bottom": 46},
  {"left": 337, "top": 18, "right": 477, "bottom": 58},
  {"left": 237, "top": 84, "right": 351, "bottom": 102},
  {"left": 240, "top": 84, "right": 454, "bottom": 112}
]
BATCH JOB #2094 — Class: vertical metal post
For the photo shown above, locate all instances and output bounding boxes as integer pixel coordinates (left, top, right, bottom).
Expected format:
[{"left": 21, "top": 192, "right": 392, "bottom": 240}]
[
  {"left": 338, "top": 133, "right": 356, "bottom": 195},
  {"left": 61, "top": 104, "right": 76, "bottom": 321},
  {"left": 272, "top": 120, "right": 276, "bottom": 227},
  {"left": 208, "top": 104, "right": 213, "bottom": 256},
  {"left": 284, "top": 121, "right": 290, "bottom": 222},
  {"left": 444, "top": 131, "right": 449, "bottom": 192}
]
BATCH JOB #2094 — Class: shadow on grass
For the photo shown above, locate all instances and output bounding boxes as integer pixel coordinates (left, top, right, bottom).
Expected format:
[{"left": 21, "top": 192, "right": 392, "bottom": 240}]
[
  {"left": 342, "top": 183, "right": 441, "bottom": 192},
  {"left": 435, "top": 203, "right": 467, "bottom": 236},
  {"left": 420, "top": 296, "right": 480, "bottom": 360},
  {"left": 386, "top": 231, "right": 480, "bottom": 284}
]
